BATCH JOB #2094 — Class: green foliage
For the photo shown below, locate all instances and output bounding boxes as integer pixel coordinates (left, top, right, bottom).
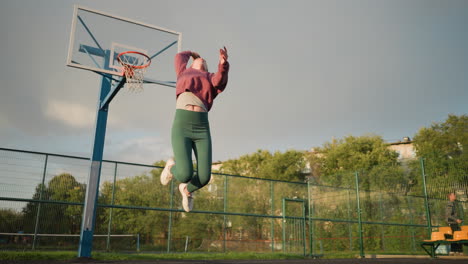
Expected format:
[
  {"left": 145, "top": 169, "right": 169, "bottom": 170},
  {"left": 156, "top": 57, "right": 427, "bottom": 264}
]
[
  {"left": 413, "top": 114, "right": 468, "bottom": 183},
  {"left": 306, "top": 135, "right": 400, "bottom": 189},
  {"left": 22, "top": 173, "right": 85, "bottom": 234},
  {"left": 410, "top": 114, "right": 468, "bottom": 206},
  {"left": 413, "top": 114, "right": 467, "bottom": 160},
  {"left": 97, "top": 164, "right": 169, "bottom": 243},
  {"left": 220, "top": 149, "right": 307, "bottom": 182},
  {"left": 47, "top": 173, "right": 84, "bottom": 202},
  {"left": 0, "top": 209, "right": 23, "bottom": 232}
]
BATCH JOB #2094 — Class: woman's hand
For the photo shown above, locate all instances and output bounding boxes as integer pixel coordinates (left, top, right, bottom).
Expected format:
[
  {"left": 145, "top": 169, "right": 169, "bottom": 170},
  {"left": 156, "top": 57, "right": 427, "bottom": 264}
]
[
  {"left": 219, "top": 46, "right": 228, "bottom": 64},
  {"left": 191, "top": 52, "right": 201, "bottom": 59}
]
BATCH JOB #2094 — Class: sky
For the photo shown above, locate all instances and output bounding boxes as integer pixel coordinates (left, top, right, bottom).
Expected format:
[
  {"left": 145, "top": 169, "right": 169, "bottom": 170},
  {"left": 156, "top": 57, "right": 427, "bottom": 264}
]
[{"left": 1, "top": 0, "right": 467, "bottom": 165}]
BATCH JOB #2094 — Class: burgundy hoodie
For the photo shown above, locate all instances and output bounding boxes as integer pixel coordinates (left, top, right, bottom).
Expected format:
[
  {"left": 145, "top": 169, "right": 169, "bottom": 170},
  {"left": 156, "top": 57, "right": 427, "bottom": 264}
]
[{"left": 174, "top": 51, "right": 230, "bottom": 111}]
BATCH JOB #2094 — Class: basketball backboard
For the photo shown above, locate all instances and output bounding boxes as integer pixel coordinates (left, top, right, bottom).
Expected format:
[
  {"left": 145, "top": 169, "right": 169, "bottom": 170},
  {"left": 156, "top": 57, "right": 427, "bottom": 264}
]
[{"left": 67, "top": 5, "right": 182, "bottom": 87}]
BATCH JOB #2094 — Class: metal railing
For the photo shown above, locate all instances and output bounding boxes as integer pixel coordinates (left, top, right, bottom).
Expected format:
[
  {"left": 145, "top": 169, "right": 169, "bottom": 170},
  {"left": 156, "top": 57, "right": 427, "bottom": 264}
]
[{"left": 0, "top": 147, "right": 466, "bottom": 256}]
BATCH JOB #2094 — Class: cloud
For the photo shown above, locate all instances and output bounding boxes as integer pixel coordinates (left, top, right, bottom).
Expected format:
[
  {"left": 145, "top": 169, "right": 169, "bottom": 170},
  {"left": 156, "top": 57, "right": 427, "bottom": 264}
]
[
  {"left": 0, "top": 112, "right": 10, "bottom": 129},
  {"left": 106, "top": 135, "right": 172, "bottom": 164},
  {"left": 45, "top": 100, "right": 95, "bottom": 128},
  {"left": 45, "top": 100, "right": 124, "bottom": 129}
]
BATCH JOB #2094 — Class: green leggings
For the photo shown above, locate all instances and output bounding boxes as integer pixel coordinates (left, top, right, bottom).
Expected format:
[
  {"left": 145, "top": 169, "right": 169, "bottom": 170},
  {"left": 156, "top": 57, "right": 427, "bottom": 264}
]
[{"left": 170, "top": 109, "right": 212, "bottom": 193}]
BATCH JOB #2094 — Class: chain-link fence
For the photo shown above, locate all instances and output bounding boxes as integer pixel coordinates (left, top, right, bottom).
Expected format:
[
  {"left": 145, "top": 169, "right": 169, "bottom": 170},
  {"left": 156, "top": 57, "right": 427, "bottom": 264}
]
[{"left": 0, "top": 148, "right": 466, "bottom": 257}]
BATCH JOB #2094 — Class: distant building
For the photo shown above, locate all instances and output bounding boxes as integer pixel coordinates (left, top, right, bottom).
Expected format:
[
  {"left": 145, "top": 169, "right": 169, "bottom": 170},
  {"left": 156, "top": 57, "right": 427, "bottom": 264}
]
[
  {"left": 211, "top": 161, "right": 223, "bottom": 171},
  {"left": 211, "top": 137, "right": 417, "bottom": 172},
  {"left": 387, "top": 137, "right": 416, "bottom": 160}
]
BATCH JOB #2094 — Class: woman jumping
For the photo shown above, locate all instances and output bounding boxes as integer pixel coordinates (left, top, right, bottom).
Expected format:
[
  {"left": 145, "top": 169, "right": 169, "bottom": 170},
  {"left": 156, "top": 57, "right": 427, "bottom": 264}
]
[{"left": 160, "top": 47, "right": 230, "bottom": 212}]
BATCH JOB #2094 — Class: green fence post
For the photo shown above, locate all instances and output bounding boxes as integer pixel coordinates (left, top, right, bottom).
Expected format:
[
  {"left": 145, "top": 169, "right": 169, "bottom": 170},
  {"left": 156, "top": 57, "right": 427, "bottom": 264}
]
[
  {"left": 223, "top": 175, "right": 228, "bottom": 253},
  {"left": 347, "top": 189, "right": 353, "bottom": 251},
  {"left": 355, "top": 172, "right": 365, "bottom": 258},
  {"left": 32, "top": 154, "right": 48, "bottom": 250},
  {"left": 137, "top": 233, "right": 140, "bottom": 252},
  {"left": 282, "top": 198, "right": 286, "bottom": 253},
  {"left": 420, "top": 157, "right": 434, "bottom": 257},
  {"left": 379, "top": 192, "right": 385, "bottom": 251},
  {"left": 302, "top": 201, "right": 307, "bottom": 256},
  {"left": 295, "top": 219, "right": 298, "bottom": 252},
  {"left": 307, "top": 180, "right": 313, "bottom": 256},
  {"left": 167, "top": 179, "right": 174, "bottom": 253},
  {"left": 106, "top": 162, "right": 118, "bottom": 251},
  {"left": 406, "top": 195, "right": 417, "bottom": 252},
  {"left": 271, "top": 181, "right": 275, "bottom": 252}
]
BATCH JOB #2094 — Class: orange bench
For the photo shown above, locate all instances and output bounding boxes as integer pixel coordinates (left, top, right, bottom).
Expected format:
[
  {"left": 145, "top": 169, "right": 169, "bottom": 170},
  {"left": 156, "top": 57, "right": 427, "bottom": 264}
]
[{"left": 420, "top": 226, "right": 468, "bottom": 258}]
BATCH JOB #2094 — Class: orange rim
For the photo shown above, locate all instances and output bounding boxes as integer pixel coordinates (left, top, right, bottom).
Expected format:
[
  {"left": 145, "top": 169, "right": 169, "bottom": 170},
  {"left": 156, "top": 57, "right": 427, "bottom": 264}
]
[{"left": 117, "top": 51, "right": 151, "bottom": 69}]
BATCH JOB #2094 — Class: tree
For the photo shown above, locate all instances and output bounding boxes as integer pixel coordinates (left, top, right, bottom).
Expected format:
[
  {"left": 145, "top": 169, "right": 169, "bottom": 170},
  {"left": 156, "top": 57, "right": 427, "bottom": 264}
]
[
  {"left": 214, "top": 150, "right": 308, "bottom": 245},
  {"left": 0, "top": 209, "right": 23, "bottom": 233},
  {"left": 413, "top": 114, "right": 468, "bottom": 171},
  {"left": 22, "top": 173, "right": 85, "bottom": 234},
  {"left": 412, "top": 114, "right": 468, "bottom": 198},
  {"left": 306, "top": 135, "right": 415, "bottom": 251},
  {"left": 307, "top": 135, "right": 401, "bottom": 189},
  {"left": 97, "top": 161, "right": 171, "bottom": 249},
  {"left": 22, "top": 183, "right": 45, "bottom": 233},
  {"left": 219, "top": 149, "right": 307, "bottom": 182}
]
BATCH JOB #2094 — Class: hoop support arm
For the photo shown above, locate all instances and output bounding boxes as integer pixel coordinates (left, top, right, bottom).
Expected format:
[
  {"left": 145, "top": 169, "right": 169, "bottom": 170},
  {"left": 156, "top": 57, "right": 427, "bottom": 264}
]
[
  {"left": 100, "top": 77, "right": 126, "bottom": 111},
  {"left": 143, "top": 77, "right": 176, "bottom": 88}
]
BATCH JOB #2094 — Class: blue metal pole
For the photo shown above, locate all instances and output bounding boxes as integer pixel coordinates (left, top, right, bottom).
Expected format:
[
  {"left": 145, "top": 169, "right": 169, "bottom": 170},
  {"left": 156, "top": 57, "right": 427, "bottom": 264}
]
[{"left": 78, "top": 51, "right": 112, "bottom": 257}]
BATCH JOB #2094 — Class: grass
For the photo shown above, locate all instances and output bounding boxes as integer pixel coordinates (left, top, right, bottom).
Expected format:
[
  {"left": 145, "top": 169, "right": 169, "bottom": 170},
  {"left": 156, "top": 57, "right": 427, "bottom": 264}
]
[
  {"left": 0, "top": 251, "right": 310, "bottom": 261},
  {"left": 0, "top": 250, "right": 426, "bottom": 261},
  {"left": 0, "top": 251, "right": 76, "bottom": 261}
]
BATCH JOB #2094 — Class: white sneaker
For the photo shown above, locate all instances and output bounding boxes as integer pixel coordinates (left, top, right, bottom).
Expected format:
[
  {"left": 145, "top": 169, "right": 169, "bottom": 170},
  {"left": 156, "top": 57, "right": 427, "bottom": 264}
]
[
  {"left": 179, "top": 183, "right": 194, "bottom": 212},
  {"left": 160, "top": 158, "right": 175, "bottom": 185}
]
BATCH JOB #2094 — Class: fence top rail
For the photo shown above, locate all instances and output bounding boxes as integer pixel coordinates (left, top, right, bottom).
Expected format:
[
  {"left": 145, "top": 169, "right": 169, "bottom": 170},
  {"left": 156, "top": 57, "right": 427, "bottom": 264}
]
[
  {"left": 0, "top": 147, "right": 159, "bottom": 168},
  {"left": 2, "top": 147, "right": 465, "bottom": 200},
  {"left": 0, "top": 147, "right": 308, "bottom": 185},
  {"left": 212, "top": 171, "right": 307, "bottom": 185}
]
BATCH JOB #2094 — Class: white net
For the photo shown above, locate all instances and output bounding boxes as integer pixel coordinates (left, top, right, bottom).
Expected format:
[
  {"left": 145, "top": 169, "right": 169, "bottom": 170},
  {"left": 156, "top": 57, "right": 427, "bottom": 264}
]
[
  {"left": 118, "top": 52, "right": 151, "bottom": 92},
  {"left": 121, "top": 65, "right": 147, "bottom": 92}
]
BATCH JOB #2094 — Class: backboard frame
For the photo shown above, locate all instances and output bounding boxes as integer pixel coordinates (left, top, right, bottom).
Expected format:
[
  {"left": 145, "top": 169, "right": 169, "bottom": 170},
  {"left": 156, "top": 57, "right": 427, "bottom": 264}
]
[{"left": 66, "top": 5, "right": 182, "bottom": 84}]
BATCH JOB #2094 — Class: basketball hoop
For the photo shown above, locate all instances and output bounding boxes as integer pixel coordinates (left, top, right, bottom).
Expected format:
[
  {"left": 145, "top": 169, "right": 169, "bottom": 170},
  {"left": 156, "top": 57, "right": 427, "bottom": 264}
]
[{"left": 117, "top": 51, "right": 151, "bottom": 92}]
